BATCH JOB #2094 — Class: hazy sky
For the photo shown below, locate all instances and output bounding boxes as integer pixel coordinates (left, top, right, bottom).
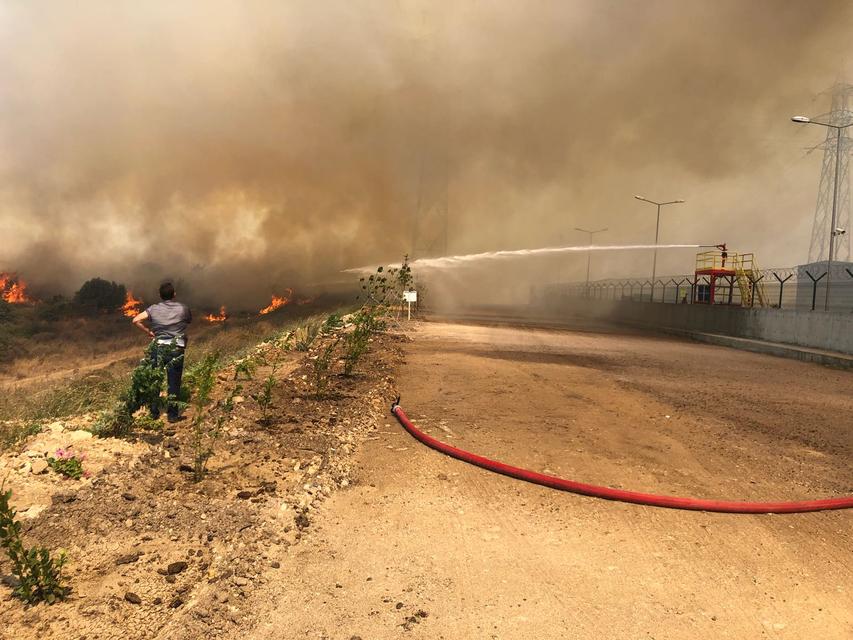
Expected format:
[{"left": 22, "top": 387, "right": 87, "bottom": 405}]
[{"left": 1, "top": 0, "right": 852, "bottom": 306}]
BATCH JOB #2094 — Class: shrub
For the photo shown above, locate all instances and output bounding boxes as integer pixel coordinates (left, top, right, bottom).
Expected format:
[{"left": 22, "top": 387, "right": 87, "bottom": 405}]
[
  {"left": 0, "top": 485, "right": 70, "bottom": 605},
  {"left": 95, "top": 343, "right": 166, "bottom": 438},
  {"left": 0, "top": 325, "right": 21, "bottom": 363},
  {"left": 253, "top": 368, "right": 276, "bottom": 424},
  {"left": 356, "top": 255, "right": 413, "bottom": 310},
  {"left": 184, "top": 352, "right": 235, "bottom": 482},
  {"left": 233, "top": 359, "right": 256, "bottom": 380},
  {"left": 322, "top": 314, "right": 344, "bottom": 333},
  {"left": 194, "top": 383, "right": 240, "bottom": 481},
  {"left": 293, "top": 320, "right": 320, "bottom": 351},
  {"left": 93, "top": 401, "right": 134, "bottom": 439},
  {"left": 35, "top": 296, "right": 72, "bottom": 322},
  {"left": 342, "top": 307, "right": 381, "bottom": 376},
  {"left": 132, "top": 414, "right": 163, "bottom": 431},
  {"left": 313, "top": 339, "right": 339, "bottom": 398},
  {"left": 47, "top": 449, "right": 86, "bottom": 480},
  {"left": 73, "top": 278, "right": 127, "bottom": 313},
  {"left": 126, "top": 345, "right": 168, "bottom": 411}
]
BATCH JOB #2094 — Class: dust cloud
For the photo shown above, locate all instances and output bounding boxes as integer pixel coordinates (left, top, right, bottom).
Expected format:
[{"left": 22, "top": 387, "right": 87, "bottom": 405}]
[{"left": 1, "top": 1, "right": 852, "bottom": 308}]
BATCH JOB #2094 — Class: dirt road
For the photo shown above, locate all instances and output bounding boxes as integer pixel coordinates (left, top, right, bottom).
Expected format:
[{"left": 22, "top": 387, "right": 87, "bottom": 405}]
[{"left": 251, "top": 321, "right": 852, "bottom": 639}]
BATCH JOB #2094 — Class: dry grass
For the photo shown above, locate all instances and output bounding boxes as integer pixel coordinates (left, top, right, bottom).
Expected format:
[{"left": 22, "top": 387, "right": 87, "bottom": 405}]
[
  {"left": 0, "top": 303, "right": 354, "bottom": 423},
  {"left": 0, "top": 420, "right": 42, "bottom": 452}
]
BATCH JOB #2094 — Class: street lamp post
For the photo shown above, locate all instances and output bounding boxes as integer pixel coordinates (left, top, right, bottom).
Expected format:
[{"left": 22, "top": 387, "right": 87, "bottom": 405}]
[
  {"left": 791, "top": 115, "right": 853, "bottom": 311},
  {"left": 575, "top": 227, "right": 607, "bottom": 296},
  {"left": 633, "top": 195, "right": 685, "bottom": 301}
]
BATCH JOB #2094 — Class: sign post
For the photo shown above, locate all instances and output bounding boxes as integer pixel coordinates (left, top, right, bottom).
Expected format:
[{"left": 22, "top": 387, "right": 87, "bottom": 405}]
[{"left": 403, "top": 290, "right": 417, "bottom": 320}]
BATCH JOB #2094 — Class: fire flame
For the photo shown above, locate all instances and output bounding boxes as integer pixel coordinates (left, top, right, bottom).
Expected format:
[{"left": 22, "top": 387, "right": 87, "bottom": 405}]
[
  {"left": 259, "top": 289, "right": 293, "bottom": 315},
  {"left": 205, "top": 305, "right": 228, "bottom": 323},
  {"left": 0, "top": 272, "right": 33, "bottom": 304},
  {"left": 122, "top": 291, "right": 143, "bottom": 317}
]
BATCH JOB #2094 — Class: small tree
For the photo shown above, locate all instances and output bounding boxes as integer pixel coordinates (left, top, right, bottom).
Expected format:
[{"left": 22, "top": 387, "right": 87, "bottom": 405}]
[
  {"left": 183, "top": 353, "right": 235, "bottom": 482},
  {"left": 313, "top": 339, "right": 339, "bottom": 398},
  {"left": 253, "top": 366, "right": 277, "bottom": 425},
  {"left": 74, "top": 278, "right": 127, "bottom": 313},
  {"left": 342, "top": 308, "right": 376, "bottom": 376},
  {"left": 0, "top": 484, "right": 70, "bottom": 605}
]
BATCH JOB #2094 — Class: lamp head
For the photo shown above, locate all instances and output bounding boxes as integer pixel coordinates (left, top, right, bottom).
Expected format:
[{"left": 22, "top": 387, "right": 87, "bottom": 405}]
[{"left": 791, "top": 116, "right": 811, "bottom": 124}]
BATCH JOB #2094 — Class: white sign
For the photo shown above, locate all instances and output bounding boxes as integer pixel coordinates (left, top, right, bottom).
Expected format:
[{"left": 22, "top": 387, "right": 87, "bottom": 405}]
[{"left": 403, "top": 290, "right": 418, "bottom": 302}]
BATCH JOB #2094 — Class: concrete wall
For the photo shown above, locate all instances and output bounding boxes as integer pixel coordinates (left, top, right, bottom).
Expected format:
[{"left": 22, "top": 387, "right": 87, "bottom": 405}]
[{"left": 556, "top": 299, "right": 853, "bottom": 355}]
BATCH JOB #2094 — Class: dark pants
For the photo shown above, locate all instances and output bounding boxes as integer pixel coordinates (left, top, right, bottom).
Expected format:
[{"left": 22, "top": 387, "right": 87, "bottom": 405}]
[{"left": 150, "top": 345, "right": 185, "bottom": 420}]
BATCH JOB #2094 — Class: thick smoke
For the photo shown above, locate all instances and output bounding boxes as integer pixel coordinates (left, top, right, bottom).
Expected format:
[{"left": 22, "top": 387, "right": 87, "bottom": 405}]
[{"left": 1, "top": 0, "right": 852, "bottom": 308}]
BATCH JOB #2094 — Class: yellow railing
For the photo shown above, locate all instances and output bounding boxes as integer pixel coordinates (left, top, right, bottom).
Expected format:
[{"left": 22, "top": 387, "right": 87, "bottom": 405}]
[
  {"left": 694, "top": 250, "right": 769, "bottom": 307},
  {"left": 733, "top": 253, "right": 768, "bottom": 307},
  {"left": 695, "top": 251, "right": 736, "bottom": 272}
]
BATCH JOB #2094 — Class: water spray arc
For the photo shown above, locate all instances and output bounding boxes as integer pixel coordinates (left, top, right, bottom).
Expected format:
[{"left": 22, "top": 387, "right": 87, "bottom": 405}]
[{"left": 344, "top": 243, "right": 714, "bottom": 275}]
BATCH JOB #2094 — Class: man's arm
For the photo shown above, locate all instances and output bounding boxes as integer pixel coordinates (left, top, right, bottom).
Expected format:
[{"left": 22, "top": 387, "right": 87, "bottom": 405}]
[{"left": 132, "top": 310, "right": 155, "bottom": 339}]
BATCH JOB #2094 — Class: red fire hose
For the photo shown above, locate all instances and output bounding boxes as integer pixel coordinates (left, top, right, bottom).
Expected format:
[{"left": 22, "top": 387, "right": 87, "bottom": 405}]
[{"left": 391, "top": 401, "right": 853, "bottom": 514}]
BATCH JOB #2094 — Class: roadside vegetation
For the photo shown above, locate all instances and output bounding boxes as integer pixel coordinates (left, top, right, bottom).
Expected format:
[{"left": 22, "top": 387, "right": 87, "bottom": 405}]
[
  {"left": 0, "top": 260, "right": 415, "bottom": 611},
  {"left": 0, "top": 300, "right": 345, "bottom": 424},
  {"left": 1, "top": 483, "right": 70, "bottom": 605}
]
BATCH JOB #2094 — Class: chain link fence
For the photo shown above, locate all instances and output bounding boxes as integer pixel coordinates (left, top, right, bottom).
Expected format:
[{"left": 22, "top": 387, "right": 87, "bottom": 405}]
[{"left": 545, "top": 264, "right": 853, "bottom": 312}]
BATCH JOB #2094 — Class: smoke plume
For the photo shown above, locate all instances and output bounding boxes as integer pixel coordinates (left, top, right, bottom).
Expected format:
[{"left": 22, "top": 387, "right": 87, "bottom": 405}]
[{"left": 1, "top": 0, "right": 852, "bottom": 308}]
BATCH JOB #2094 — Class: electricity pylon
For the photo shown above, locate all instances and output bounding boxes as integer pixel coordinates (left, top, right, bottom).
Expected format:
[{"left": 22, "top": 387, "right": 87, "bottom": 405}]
[{"left": 807, "top": 83, "right": 853, "bottom": 263}]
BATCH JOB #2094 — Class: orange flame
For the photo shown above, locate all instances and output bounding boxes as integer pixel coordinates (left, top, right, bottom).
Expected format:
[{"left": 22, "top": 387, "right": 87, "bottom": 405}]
[
  {"left": 122, "top": 291, "right": 143, "bottom": 317},
  {"left": 259, "top": 289, "right": 293, "bottom": 315},
  {"left": 205, "top": 305, "right": 228, "bottom": 323},
  {"left": 0, "top": 272, "right": 33, "bottom": 304}
]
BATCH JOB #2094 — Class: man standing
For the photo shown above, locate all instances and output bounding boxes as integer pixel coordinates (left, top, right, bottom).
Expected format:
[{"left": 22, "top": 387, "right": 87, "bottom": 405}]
[{"left": 131, "top": 282, "right": 192, "bottom": 422}]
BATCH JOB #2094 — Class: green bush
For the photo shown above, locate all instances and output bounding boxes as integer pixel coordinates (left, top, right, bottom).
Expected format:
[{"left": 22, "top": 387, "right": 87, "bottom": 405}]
[
  {"left": 322, "top": 314, "right": 344, "bottom": 333},
  {"left": 184, "top": 353, "right": 236, "bottom": 482},
  {"left": 34, "top": 296, "right": 73, "bottom": 322},
  {"left": 0, "top": 485, "right": 70, "bottom": 605},
  {"left": 74, "top": 278, "right": 127, "bottom": 313},
  {"left": 252, "top": 367, "right": 276, "bottom": 424},
  {"left": 47, "top": 450, "right": 85, "bottom": 480},
  {"left": 233, "top": 359, "right": 256, "bottom": 380},
  {"left": 342, "top": 307, "right": 381, "bottom": 376},
  {"left": 313, "top": 339, "right": 339, "bottom": 398},
  {"left": 95, "top": 343, "right": 167, "bottom": 437},
  {"left": 293, "top": 320, "right": 321, "bottom": 351}
]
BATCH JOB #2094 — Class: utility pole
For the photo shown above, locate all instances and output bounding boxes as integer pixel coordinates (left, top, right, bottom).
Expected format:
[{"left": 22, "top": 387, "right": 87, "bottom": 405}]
[
  {"left": 633, "top": 195, "right": 685, "bottom": 301},
  {"left": 575, "top": 227, "right": 607, "bottom": 296},
  {"left": 793, "top": 83, "right": 853, "bottom": 311},
  {"left": 802, "top": 84, "right": 853, "bottom": 266}
]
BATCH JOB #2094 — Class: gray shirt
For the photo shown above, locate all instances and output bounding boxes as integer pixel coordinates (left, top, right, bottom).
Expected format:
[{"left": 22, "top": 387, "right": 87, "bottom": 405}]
[{"left": 146, "top": 300, "right": 192, "bottom": 347}]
